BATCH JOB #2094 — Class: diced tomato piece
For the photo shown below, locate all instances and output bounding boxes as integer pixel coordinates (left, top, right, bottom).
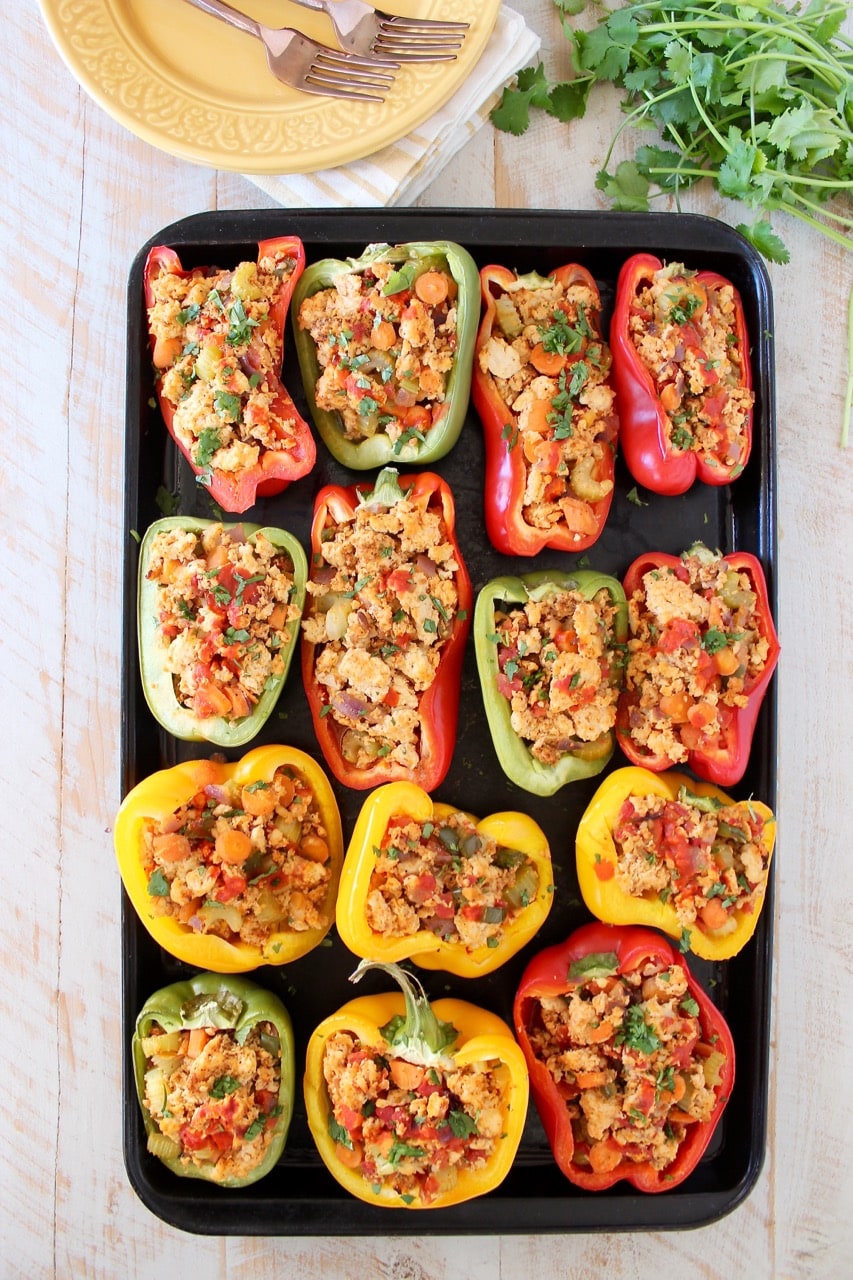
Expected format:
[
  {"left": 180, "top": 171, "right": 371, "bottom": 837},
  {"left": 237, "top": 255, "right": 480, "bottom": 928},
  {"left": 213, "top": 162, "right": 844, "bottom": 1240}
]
[
  {"left": 407, "top": 873, "right": 437, "bottom": 905},
  {"left": 657, "top": 618, "right": 701, "bottom": 652},
  {"left": 215, "top": 874, "right": 247, "bottom": 903}
]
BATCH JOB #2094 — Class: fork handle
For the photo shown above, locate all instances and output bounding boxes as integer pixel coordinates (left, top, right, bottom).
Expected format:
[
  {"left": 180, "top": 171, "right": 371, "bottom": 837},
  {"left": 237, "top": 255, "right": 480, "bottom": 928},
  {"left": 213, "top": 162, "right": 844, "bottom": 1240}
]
[
  {"left": 286, "top": 0, "right": 365, "bottom": 40},
  {"left": 183, "top": 0, "right": 262, "bottom": 39}
]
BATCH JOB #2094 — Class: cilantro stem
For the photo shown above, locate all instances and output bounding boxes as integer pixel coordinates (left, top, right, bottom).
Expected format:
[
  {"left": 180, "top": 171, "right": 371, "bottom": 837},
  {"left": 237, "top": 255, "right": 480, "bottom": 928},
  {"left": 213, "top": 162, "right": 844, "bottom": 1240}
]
[{"left": 843, "top": 282, "right": 853, "bottom": 449}]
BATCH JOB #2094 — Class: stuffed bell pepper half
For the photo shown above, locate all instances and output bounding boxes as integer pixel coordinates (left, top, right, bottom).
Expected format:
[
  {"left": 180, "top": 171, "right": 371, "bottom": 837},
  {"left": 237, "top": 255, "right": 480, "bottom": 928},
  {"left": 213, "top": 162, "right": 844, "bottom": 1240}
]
[
  {"left": 576, "top": 767, "right": 776, "bottom": 960},
  {"left": 513, "top": 923, "right": 734, "bottom": 1192},
  {"left": 301, "top": 467, "right": 472, "bottom": 791},
  {"left": 137, "top": 516, "right": 307, "bottom": 747},
  {"left": 292, "top": 240, "right": 479, "bottom": 469},
  {"left": 132, "top": 972, "right": 294, "bottom": 1186},
  {"left": 143, "top": 238, "right": 316, "bottom": 512},
  {"left": 472, "top": 263, "right": 618, "bottom": 554},
  {"left": 115, "top": 745, "right": 343, "bottom": 972},
  {"left": 474, "top": 570, "right": 628, "bottom": 796},
  {"left": 304, "top": 960, "right": 528, "bottom": 1208},
  {"left": 610, "top": 254, "right": 754, "bottom": 494},
  {"left": 617, "top": 542, "right": 780, "bottom": 787},
  {"left": 336, "top": 781, "right": 554, "bottom": 976}
]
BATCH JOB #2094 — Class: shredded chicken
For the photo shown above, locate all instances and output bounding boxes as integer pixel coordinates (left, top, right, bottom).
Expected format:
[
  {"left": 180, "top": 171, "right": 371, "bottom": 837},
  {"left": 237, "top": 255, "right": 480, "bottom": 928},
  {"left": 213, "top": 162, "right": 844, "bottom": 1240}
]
[
  {"left": 140, "top": 1021, "right": 282, "bottom": 1183},
  {"left": 147, "top": 245, "right": 302, "bottom": 474},
  {"left": 302, "top": 476, "right": 462, "bottom": 771},
  {"left": 297, "top": 255, "right": 459, "bottom": 448},
  {"left": 526, "top": 961, "right": 726, "bottom": 1173},
  {"left": 489, "top": 587, "right": 622, "bottom": 766},
  {"left": 322, "top": 1030, "right": 508, "bottom": 1204},
  {"left": 477, "top": 271, "right": 618, "bottom": 539},
  {"left": 627, "top": 261, "right": 753, "bottom": 468},
  {"left": 141, "top": 765, "right": 334, "bottom": 946},
  {"left": 623, "top": 547, "right": 771, "bottom": 764}
]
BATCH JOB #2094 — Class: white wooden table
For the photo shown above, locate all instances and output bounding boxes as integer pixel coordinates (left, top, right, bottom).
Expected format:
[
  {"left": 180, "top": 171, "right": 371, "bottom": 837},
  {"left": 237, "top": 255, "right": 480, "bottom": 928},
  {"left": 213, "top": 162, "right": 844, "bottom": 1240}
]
[{"left": 3, "top": 1, "right": 851, "bottom": 1275}]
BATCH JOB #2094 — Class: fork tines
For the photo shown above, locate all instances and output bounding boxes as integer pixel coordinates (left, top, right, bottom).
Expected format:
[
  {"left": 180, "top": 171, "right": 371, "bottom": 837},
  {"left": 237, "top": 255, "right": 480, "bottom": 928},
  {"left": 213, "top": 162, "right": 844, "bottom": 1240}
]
[
  {"left": 308, "top": 49, "right": 398, "bottom": 100},
  {"left": 374, "top": 15, "right": 467, "bottom": 60}
]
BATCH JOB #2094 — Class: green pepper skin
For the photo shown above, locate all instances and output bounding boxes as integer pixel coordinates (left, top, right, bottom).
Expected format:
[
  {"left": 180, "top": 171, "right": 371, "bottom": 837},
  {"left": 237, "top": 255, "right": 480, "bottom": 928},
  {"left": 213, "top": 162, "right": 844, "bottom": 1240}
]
[
  {"left": 137, "top": 516, "right": 307, "bottom": 747},
  {"left": 474, "top": 571, "right": 629, "bottom": 796},
  {"left": 132, "top": 972, "right": 295, "bottom": 1187},
  {"left": 291, "top": 241, "right": 480, "bottom": 470}
]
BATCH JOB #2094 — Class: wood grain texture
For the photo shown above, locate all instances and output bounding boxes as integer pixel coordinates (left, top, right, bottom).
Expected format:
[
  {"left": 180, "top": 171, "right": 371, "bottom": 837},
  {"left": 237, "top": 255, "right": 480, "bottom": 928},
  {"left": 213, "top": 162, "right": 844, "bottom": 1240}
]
[{"left": 3, "top": 0, "right": 851, "bottom": 1276}]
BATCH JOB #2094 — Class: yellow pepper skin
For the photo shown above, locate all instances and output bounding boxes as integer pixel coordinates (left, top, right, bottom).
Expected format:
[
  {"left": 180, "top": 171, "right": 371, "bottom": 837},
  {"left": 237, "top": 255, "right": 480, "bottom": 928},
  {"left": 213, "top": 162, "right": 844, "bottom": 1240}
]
[
  {"left": 304, "top": 962, "right": 529, "bottom": 1209},
  {"left": 336, "top": 781, "right": 554, "bottom": 977},
  {"left": 114, "top": 745, "right": 343, "bottom": 973},
  {"left": 576, "top": 766, "right": 776, "bottom": 961}
]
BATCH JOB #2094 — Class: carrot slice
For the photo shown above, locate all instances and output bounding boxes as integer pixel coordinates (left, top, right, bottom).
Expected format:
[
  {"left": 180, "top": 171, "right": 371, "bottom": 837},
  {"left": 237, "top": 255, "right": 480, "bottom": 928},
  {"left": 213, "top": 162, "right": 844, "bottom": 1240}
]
[{"left": 414, "top": 271, "right": 450, "bottom": 306}]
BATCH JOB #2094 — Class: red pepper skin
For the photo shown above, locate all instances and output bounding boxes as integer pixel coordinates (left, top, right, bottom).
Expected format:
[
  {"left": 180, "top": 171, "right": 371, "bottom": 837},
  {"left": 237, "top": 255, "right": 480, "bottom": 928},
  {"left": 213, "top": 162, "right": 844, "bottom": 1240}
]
[
  {"left": 301, "top": 471, "right": 472, "bottom": 791},
  {"left": 513, "top": 922, "right": 735, "bottom": 1193},
  {"left": 472, "top": 264, "right": 617, "bottom": 555},
  {"left": 143, "top": 238, "right": 316, "bottom": 513},
  {"left": 610, "top": 253, "right": 752, "bottom": 495},
  {"left": 617, "top": 549, "right": 780, "bottom": 788}
]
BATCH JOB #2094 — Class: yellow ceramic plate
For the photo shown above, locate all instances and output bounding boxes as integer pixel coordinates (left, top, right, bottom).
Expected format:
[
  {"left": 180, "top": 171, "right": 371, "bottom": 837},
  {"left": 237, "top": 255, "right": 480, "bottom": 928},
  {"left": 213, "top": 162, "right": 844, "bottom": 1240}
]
[{"left": 39, "top": 0, "right": 496, "bottom": 175}]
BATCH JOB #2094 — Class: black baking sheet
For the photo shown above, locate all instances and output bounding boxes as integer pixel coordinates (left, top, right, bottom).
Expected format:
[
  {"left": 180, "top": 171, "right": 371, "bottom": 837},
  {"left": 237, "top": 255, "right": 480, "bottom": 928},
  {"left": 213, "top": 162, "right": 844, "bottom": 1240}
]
[{"left": 121, "top": 209, "right": 777, "bottom": 1235}]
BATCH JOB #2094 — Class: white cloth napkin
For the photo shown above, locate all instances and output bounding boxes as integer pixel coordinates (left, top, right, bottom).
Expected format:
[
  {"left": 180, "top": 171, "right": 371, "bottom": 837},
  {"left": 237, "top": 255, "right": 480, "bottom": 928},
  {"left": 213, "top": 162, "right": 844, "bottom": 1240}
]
[{"left": 244, "top": 6, "right": 539, "bottom": 207}]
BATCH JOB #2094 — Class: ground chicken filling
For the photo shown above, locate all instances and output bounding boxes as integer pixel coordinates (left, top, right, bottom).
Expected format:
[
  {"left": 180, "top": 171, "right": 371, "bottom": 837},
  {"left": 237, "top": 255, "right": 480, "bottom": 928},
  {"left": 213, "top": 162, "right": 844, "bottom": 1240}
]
[
  {"left": 365, "top": 811, "right": 540, "bottom": 951},
  {"left": 141, "top": 1020, "right": 282, "bottom": 1182},
  {"left": 297, "top": 257, "right": 459, "bottom": 448},
  {"left": 613, "top": 788, "right": 771, "bottom": 936},
  {"left": 628, "top": 262, "right": 753, "bottom": 469},
  {"left": 141, "top": 765, "right": 334, "bottom": 946},
  {"left": 490, "top": 588, "right": 622, "bottom": 766},
  {"left": 525, "top": 962, "right": 726, "bottom": 1174},
  {"left": 302, "top": 485, "right": 461, "bottom": 771},
  {"left": 147, "top": 246, "right": 301, "bottom": 476},
  {"left": 322, "top": 1030, "right": 509, "bottom": 1203},
  {"left": 623, "top": 550, "right": 771, "bottom": 764},
  {"left": 144, "top": 523, "right": 301, "bottom": 722},
  {"left": 477, "top": 272, "right": 617, "bottom": 539}
]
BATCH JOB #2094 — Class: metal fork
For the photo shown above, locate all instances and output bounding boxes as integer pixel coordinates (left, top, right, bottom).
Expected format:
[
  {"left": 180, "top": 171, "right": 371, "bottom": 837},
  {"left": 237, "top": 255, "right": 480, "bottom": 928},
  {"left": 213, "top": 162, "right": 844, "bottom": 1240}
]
[
  {"left": 183, "top": 0, "right": 398, "bottom": 100},
  {"left": 287, "top": 0, "right": 469, "bottom": 62}
]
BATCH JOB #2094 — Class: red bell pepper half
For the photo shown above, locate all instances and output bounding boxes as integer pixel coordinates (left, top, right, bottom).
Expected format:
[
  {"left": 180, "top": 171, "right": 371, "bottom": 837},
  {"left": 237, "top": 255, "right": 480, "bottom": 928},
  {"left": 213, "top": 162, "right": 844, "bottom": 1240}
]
[
  {"left": 513, "top": 922, "right": 735, "bottom": 1193},
  {"left": 617, "top": 544, "right": 780, "bottom": 788},
  {"left": 143, "top": 238, "right": 316, "bottom": 513},
  {"left": 610, "top": 253, "right": 753, "bottom": 495},
  {"left": 472, "top": 263, "right": 618, "bottom": 555},
  {"left": 301, "top": 468, "right": 472, "bottom": 792}
]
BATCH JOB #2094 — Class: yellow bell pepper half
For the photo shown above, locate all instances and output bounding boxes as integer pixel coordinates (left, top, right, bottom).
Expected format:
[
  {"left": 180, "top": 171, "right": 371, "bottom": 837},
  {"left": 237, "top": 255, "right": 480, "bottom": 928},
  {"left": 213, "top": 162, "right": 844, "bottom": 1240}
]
[
  {"left": 114, "top": 745, "right": 343, "bottom": 973},
  {"left": 576, "top": 766, "right": 776, "bottom": 961},
  {"left": 304, "top": 961, "right": 528, "bottom": 1209},
  {"left": 336, "top": 781, "right": 554, "bottom": 977}
]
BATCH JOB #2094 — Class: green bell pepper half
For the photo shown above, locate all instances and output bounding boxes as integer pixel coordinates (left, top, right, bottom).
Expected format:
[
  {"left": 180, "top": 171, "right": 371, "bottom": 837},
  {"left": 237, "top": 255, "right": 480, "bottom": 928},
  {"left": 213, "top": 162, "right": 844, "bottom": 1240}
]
[
  {"left": 137, "top": 515, "right": 307, "bottom": 747},
  {"left": 132, "top": 971, "right": 295, "bottom": 1187},
  {"left": 474, "top": 570, "right": 629, "bottom": 796},
  {"left": 290, "top": 241, "right": 480, "bottom": 470}
]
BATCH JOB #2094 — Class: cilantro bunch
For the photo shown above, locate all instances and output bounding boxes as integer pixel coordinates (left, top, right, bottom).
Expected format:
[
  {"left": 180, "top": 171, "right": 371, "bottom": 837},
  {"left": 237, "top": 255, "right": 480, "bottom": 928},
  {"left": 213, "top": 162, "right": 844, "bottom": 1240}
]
[{"left": 492, "top": 0, "right": 853, "bottom": 438}]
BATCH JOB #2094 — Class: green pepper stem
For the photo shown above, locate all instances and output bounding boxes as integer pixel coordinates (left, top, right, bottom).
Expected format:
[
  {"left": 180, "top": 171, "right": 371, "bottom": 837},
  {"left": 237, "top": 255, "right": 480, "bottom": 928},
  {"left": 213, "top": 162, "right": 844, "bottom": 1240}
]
[
  {"left": 350, "top": 959, "right": 458, "bottom": 1065},
  {"left": 357, "top": 467, "right": 406, "bottom": 510}
]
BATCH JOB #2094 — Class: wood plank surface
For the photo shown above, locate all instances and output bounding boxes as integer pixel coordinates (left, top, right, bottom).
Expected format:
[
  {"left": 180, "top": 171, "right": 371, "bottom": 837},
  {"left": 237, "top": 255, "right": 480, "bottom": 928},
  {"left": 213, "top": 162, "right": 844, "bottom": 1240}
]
[{"left": 3, "top": 0, "right": 851, "bottom": 1276}]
